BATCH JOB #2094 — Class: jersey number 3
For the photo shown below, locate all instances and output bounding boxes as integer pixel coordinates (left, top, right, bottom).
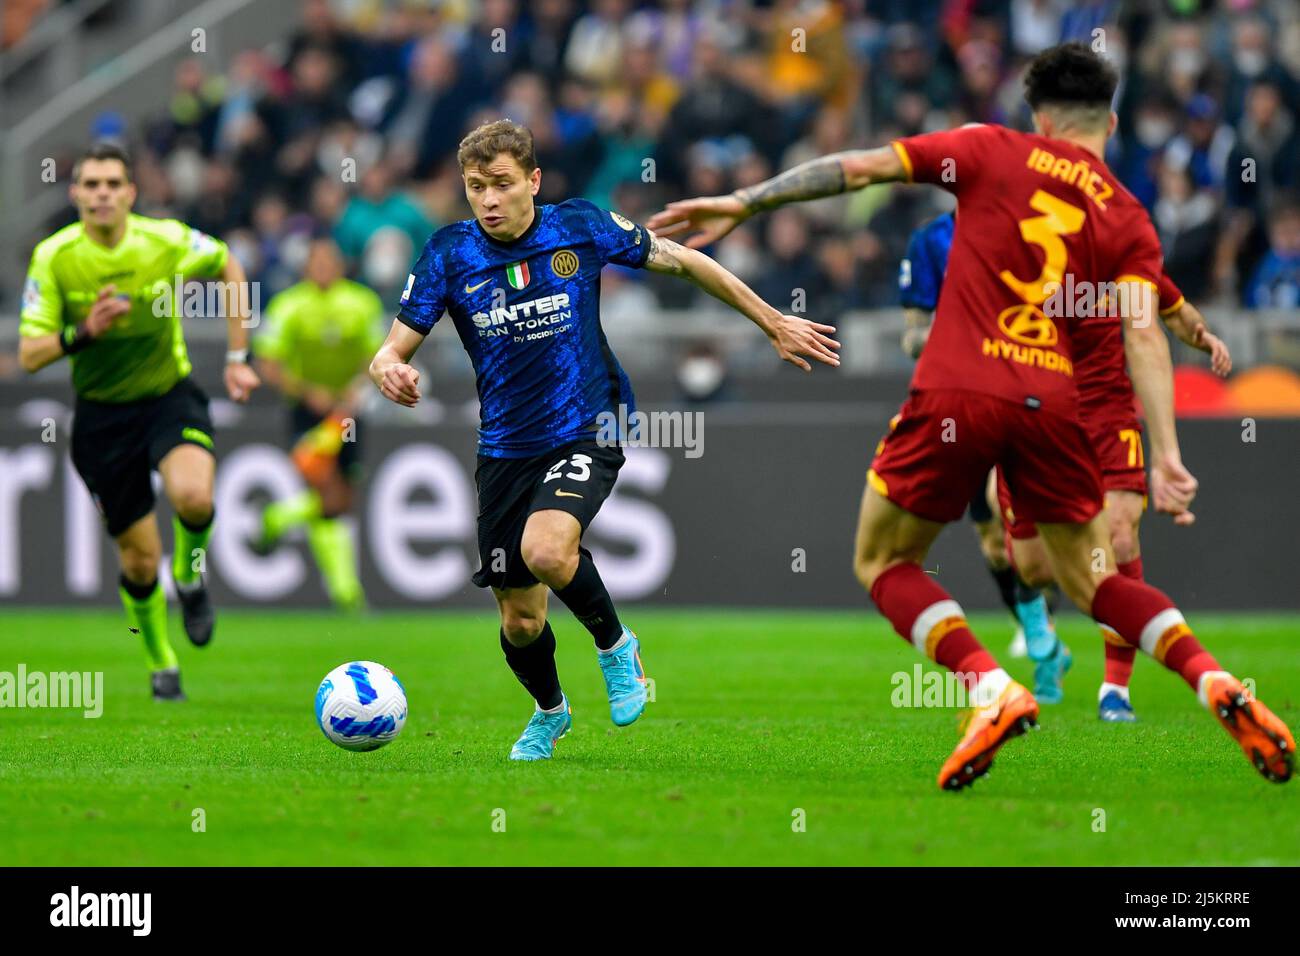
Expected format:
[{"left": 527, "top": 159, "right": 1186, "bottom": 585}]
[{"left": 999, "top": 190, "right": 1086, "bottom": 306}]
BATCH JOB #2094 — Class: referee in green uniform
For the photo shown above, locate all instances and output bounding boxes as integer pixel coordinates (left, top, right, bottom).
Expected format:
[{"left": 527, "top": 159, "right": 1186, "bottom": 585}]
[
  {"left": 254, "top": 237, "right": 384, "bottom": 611},
  {"left": 18, "top": 142, "right": 260, "bottom": 700}
]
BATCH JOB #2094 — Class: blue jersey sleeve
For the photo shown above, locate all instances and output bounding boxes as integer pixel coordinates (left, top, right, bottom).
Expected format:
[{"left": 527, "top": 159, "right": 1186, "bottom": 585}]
[
  {"left": 899, "top": 225, "right": 941, "bottom": 310},
  {"left": 397, "top": 235, "right": 447, "bottom": 334},
  {"left": 567, "top": 199, "right": 652, "bottom": 269}
]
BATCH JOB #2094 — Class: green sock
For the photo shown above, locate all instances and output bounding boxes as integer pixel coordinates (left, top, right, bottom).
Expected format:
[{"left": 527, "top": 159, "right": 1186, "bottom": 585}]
[
  {"left": 307, "top": 517, "right": 364, "bottom": 609},
  {"left": 119, "top": 578, "right": 177, "bottom": 671},
  {"left": 172, "top": 513, "right": 213, "bottom": 586},
  {"left": 263, "top": 490, "right": 322, "bottom": 544}
]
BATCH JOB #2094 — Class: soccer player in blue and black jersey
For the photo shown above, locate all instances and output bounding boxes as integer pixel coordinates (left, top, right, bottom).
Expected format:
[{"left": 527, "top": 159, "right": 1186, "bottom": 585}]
[
  {"left": 899, "top": 212, "right": 1062, "bottom": 682},
  {"left": 370, "top": 120, "right": 840, "bottom": 760}
]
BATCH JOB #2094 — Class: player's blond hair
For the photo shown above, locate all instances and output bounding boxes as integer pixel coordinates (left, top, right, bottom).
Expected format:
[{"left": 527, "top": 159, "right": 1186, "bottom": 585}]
[{"left": 457, "top": 120, "right": 537, "bottom": 174}]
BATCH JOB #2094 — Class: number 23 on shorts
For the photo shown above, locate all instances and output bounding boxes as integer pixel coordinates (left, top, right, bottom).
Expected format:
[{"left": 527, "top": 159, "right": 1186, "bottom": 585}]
[{"left": 543, "top": 453, "right": 593, "bottom": 483}]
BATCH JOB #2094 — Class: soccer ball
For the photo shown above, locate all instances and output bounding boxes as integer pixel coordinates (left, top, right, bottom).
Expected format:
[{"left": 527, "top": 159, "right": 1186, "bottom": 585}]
[{"left": 314, "top": 661, "right": 408, "bottom": 751}]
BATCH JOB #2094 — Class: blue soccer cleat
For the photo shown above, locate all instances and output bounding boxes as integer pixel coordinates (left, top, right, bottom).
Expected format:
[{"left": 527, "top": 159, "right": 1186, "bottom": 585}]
[
  {"left": 1016, "top": 594, "right": 1057, "bottom": 662},
  {"left": 1033, "top": 642, "right": 1072, "bottom": 704},
  {"left": 598, "top": 627, "right": 648, "bottom": 726},
  {"left": 1099, "top": 689, "right": 1138, "bottom": 723},
  {"left": 508, "top": 697, "right": 572, "bottom": 761}
]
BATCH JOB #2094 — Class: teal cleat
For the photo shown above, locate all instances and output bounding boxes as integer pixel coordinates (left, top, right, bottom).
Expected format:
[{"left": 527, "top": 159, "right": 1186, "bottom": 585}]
[
  {"left": 1016, "top": 595, "right": 1057, "bottom": 661},
  {"left": 508, "top": 697, "right": 572, "bottom": 761},
  {"left": 598, "top": 628, "right": 648, "bottom": 726},
  {"left": 1099, "top": 690, "right": 1138, "bottom": 723},
  {"left": 1033, "top": 642, "right": 1072, "bottom": 704}
]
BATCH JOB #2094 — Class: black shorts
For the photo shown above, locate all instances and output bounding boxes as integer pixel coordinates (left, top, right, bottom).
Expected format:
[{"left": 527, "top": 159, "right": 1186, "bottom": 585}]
[
  {"left": 967, "top": 486, "right": 994, "bottom": 524},
  {"left": 71, "top": 377, "right": 214, "bottom": 537},
  {"left": 472, "top": 438, "right": 624, "bottom": 590},
  {"left": 290, "top": 403, "right": 363, "bottom": 480}
]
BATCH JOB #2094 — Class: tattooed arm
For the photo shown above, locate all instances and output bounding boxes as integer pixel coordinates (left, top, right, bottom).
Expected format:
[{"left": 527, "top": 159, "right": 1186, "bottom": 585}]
[
  {"left": 736, "top": 147, "right": 905, "bottom": 213},
  {"left": 646, "top": 146, "right": 906, "bottom": 248},
  {"left": 643, "top": 231, "right": 840, "bottom": 371}
]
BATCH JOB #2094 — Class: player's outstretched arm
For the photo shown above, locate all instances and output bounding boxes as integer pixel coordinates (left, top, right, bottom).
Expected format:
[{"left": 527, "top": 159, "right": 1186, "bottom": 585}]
[
  {"left": 1124, "top": 284, "right": 1197, "bottom": 525},
  {"left": 646, "top": 146, "right": 905, "bottom": 249},
  {"left": 645, "top": 232, "right": 840, "bottom": 372},
  {"left": 370, "top": 320, "right": 426, "bottom": 406},
  {"left": 221, "top": 254, "right": 260, "bottom": 402},
  {"left": 1161, "top": 299, "right": 1231, "bottom": 377}
]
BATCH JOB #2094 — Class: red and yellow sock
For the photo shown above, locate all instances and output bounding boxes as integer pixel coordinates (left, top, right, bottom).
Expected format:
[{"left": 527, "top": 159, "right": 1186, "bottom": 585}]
[
  {"left": 1099, "top": 556, "right": 1143, "bottom": 686},
  {"left": 870, "top": 562, "right": 999, "bottom": 688},
  {"left": 1091, "top": 573, "right": 1219, "bottom": 693}
]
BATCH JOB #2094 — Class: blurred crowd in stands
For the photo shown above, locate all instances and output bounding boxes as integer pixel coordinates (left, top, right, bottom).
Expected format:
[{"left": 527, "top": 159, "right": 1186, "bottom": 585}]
[{"left": 14, "top": 0, "right": 1300, "bottom": 321}]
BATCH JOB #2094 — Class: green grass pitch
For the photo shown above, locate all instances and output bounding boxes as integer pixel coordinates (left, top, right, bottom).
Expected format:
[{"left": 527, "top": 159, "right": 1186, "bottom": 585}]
[{"left": 1, "top": 608, "right": 1296, "bottom": 866}]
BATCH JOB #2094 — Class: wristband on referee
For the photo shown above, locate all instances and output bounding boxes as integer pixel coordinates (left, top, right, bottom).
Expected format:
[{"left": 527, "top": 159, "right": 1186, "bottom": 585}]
[{"left": 59, "top": 324, "right": 94, "bottom": 355}]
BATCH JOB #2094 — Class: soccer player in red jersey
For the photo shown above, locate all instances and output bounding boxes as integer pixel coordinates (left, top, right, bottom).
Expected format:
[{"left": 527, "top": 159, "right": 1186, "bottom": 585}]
[
  {"left": 998, "top": 271, "right": 1233, "bottom": 720},
  {"left": 650, "top": 42, "right": 1294, "bottom": 789}
]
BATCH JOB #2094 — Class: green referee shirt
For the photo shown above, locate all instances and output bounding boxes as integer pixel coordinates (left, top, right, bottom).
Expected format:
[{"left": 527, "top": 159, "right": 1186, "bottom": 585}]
[
  {"left": 20, "top": 214, "right": 229, "bottom": 403},
  {"left": 254, "top": 278, "right": 386, "bottom": 397}
]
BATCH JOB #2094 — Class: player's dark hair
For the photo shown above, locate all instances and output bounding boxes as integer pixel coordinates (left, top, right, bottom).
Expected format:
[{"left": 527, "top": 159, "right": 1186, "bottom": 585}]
[
  {"left": 1023, "top": 42, "right": 1118, "bottom": 114},
  {"left": 457, "top": 120, "right": 537, "bottom": 174},
  {"left": 73, "top": 141, "right": 134, "bottom": 183}
]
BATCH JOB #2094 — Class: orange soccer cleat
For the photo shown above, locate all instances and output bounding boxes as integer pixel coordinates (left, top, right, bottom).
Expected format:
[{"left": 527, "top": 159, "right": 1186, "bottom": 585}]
[
  {"left": 938, "top": 680, "right": 1039, "bottom": 791},
  {"left": 1203, "top": 674, "right": 1295, "bottom": 783}
]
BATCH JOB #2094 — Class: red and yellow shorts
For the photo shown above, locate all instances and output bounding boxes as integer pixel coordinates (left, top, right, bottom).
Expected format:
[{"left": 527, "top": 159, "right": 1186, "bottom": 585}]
[
  {"left": 1084, "top": 416, "right": 1148, "bottom": 496},
  {"left": 995, "top": 413, "right": 1147, "bottom": 539},
  {"left": 869, "top": 389, "right": 1103, "bottom": 529}
]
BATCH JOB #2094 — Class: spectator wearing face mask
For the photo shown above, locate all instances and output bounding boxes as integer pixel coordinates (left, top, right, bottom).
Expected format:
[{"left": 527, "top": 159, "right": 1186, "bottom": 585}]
[
  {"left": 1222, "top": 16, "right": 1299, "bottom": 128},
  {"left": 1161, "top": 21, "right": 1209, "bottom": 104},
  {"left": 675, "top": 342, "right": 732, "bottom": 405},
  {"left": 1119, "top": 94, "right": 1179, "bottom": 209}
]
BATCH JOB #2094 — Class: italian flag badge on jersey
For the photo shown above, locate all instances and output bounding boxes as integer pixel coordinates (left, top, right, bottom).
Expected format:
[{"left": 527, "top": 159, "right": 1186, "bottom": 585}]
[{"left": 505, "top": 260, "right": 530, "bottom": 290}]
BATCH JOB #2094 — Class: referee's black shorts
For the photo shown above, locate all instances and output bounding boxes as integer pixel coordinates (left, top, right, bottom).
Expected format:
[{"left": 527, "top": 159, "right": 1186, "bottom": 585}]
[{"left": 71, "top": 377, "right": 214, "bottom": 537}]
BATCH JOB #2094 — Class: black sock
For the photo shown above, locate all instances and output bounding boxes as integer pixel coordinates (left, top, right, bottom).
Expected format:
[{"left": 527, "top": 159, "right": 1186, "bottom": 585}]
[
  {"left": 1042, "top": 582, "right": 1061, "bottom": 615},
  {"left": 1013, "top": 575, "right": 1040, "bottom": 605},
  {"left": 178, "top": 511, "right": 214, "bottom": 533},
  {"left": 120, "top": 573, "right": 158, "bottom": 600},
  {"left": 500, "top": 622, "right": 563, "bottom": 710},
  {"left": 989, "top": 564, "right": 1019, "bottom": 618},
  {"left": 553, "top": 551, "right": 623, "bottom": 650}
]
